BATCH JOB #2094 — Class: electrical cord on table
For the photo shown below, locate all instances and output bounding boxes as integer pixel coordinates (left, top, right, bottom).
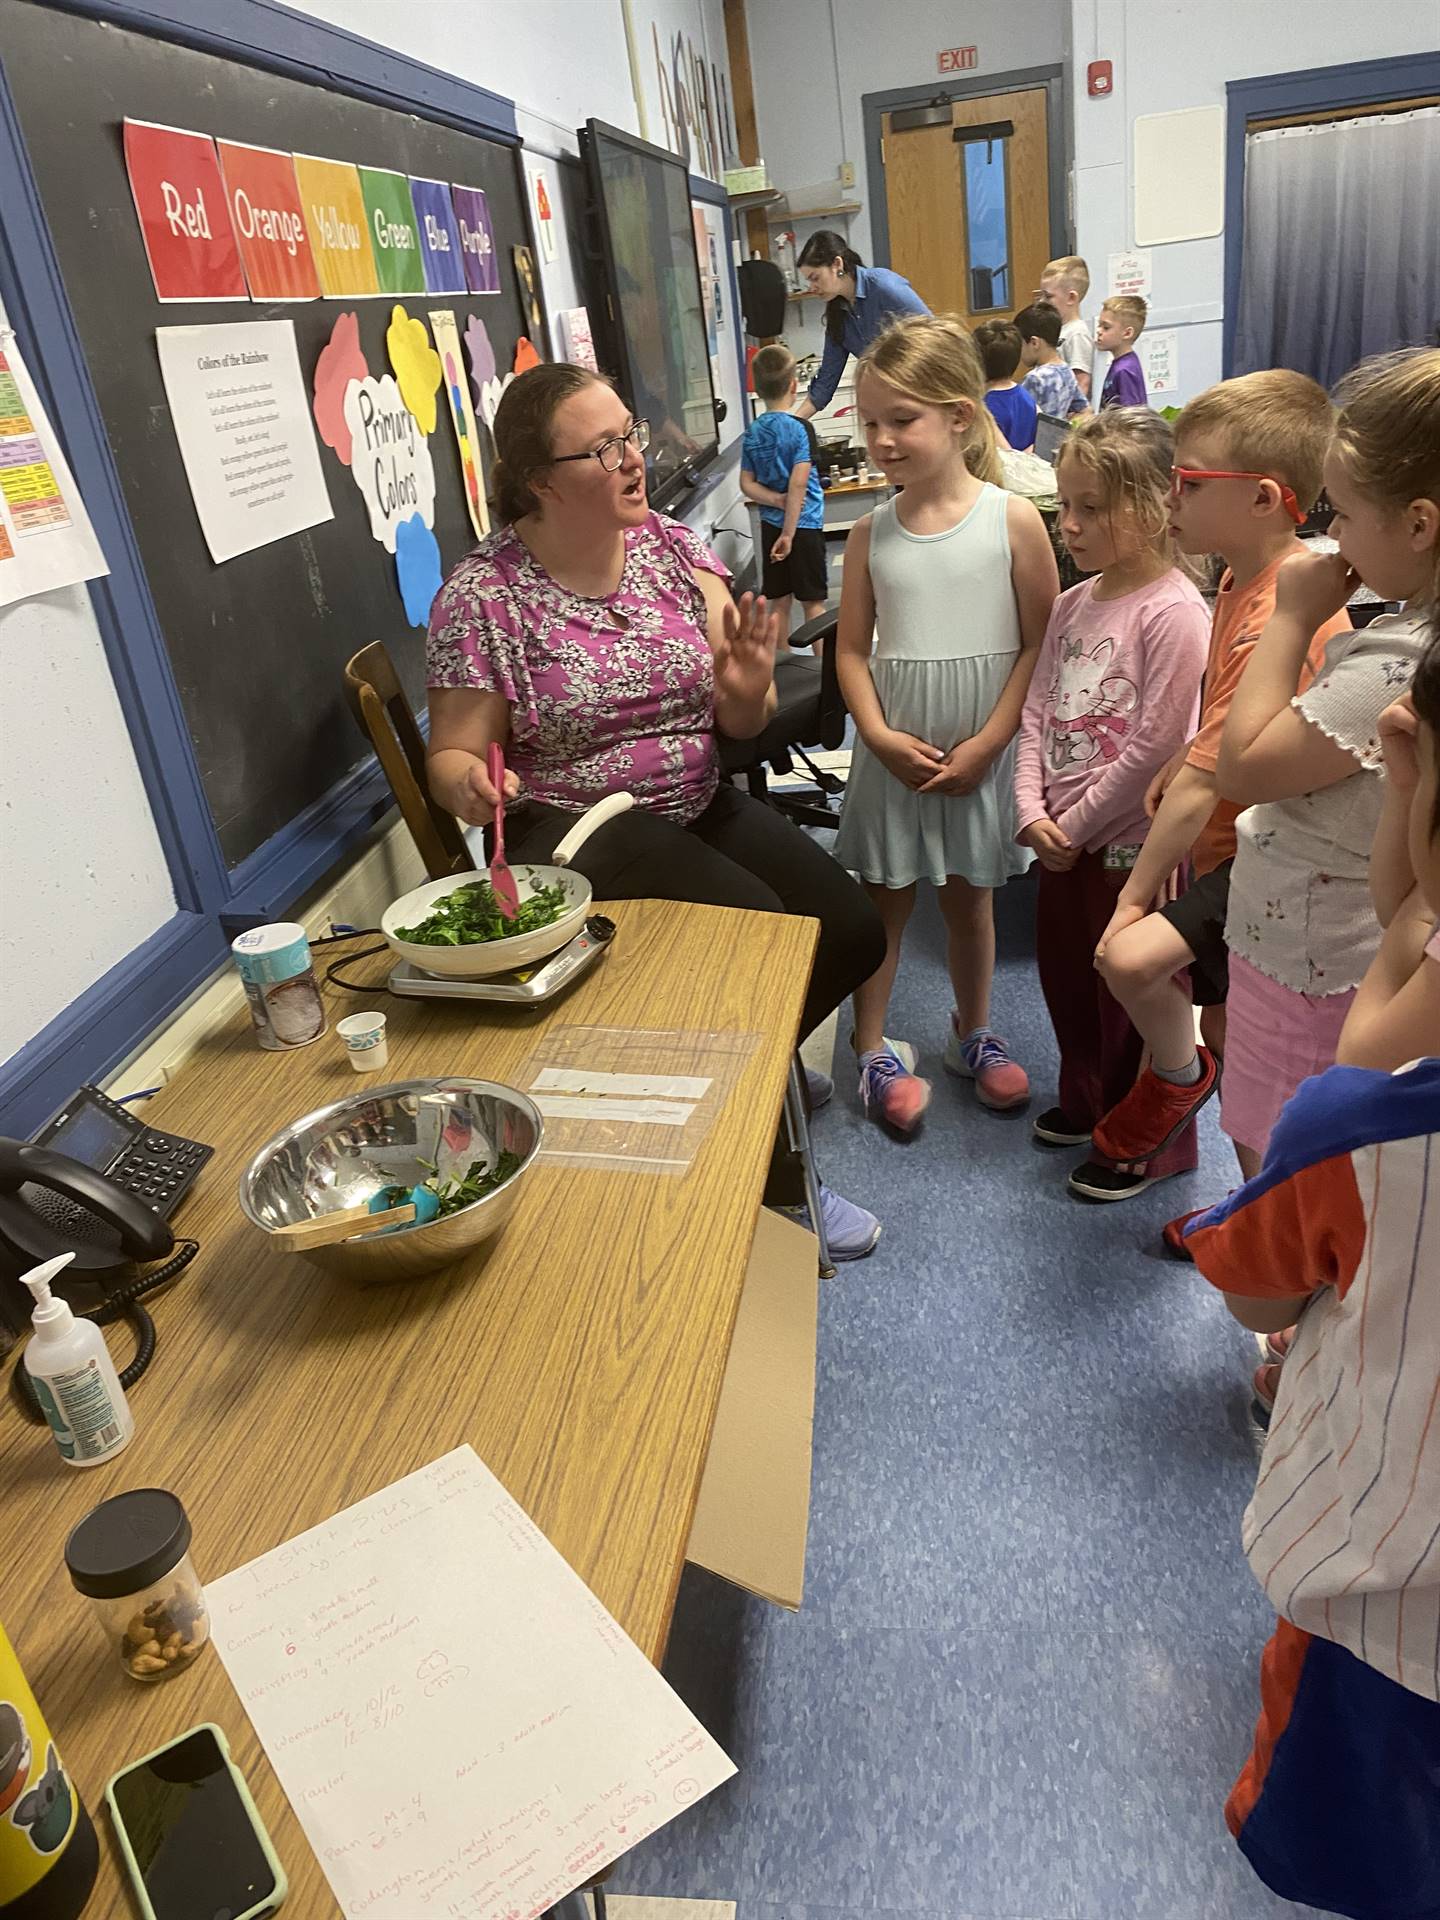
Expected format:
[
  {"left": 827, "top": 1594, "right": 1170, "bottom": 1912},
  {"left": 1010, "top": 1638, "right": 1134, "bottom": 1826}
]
[
  {"left": 320, "top": 929, "right": 398, "bottom": 998},
  {"left": 9, "top": 1238, "right": 200, "bottom": 1425}
]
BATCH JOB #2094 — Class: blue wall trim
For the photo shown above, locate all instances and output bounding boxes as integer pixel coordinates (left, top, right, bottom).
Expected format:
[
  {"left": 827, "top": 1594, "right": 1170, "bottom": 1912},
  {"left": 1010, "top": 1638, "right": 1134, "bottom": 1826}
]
[
  {"left": 0, "top": 0, "right": 524, "bottom": 1135},
  {"left": 1223, "top": 52, "right": 1440, "bottom": 376},
  {"left": 0, "top": 913, "right": 226, "bottom": 1137}
]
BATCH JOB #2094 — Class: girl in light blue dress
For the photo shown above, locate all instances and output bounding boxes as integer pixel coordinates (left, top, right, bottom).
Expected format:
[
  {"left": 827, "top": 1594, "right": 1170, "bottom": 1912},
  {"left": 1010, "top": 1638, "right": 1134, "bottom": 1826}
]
[{"left": 834, "top": 314, "right": 1059, "bottom": 1133}]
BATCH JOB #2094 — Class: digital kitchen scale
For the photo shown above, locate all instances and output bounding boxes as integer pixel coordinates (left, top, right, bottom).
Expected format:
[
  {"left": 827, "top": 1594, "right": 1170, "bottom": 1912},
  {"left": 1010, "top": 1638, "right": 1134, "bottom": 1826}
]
[{"left": 389, "top": 915, "right": 616, "bottom": 1004}]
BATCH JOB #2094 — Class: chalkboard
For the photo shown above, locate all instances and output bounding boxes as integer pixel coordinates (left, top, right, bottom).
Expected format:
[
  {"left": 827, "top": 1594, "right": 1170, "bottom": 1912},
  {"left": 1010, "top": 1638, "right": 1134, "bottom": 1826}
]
[{"left": 0, "top": 2, "right": 532, "bottom": 868}]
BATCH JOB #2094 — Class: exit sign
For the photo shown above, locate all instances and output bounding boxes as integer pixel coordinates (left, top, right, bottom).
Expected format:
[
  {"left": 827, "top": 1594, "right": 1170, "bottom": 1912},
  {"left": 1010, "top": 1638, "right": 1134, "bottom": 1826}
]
[{"left": 938, "top": 45, "right": 978, "bottom": 73}]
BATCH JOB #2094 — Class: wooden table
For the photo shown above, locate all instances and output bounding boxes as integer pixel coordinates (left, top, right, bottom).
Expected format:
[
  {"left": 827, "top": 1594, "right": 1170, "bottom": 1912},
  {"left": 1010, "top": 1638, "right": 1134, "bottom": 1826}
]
[{"left": 0, "top": 897, "right": 816, "bottom": 1916}]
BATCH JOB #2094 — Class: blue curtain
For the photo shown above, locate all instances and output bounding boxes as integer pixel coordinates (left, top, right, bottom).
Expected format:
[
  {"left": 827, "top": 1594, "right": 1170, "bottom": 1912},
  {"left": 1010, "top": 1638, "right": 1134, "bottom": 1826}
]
[{"left": 1234, "top": 106, "right": 1440, "bottom": 386}]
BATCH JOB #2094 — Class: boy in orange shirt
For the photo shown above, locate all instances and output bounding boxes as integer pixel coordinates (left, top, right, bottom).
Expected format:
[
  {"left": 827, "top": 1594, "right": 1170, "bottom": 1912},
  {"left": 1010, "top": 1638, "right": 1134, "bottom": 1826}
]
[{"left": 1069, "top": 371, "right": 1351, "bottom": 1206}]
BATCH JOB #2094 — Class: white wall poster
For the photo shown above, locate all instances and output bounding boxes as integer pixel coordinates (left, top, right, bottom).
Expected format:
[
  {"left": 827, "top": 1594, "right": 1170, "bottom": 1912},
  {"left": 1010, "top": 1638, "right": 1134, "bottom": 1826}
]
[{"left": 155, "top": 319, "right": 333, "bottom": 564}]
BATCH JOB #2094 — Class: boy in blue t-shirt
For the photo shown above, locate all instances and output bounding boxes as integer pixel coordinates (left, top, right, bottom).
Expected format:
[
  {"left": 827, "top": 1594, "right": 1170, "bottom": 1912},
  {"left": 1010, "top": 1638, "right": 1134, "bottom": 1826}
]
[
  {"left": 740, "top": 345, "right": 827, "bottom": 639},
  {"left": 1014, "top": 302, "right": 1089, "bottom": 420},
  {"left": 974, "top": 319, "right": 1037, "bottom": 452}
]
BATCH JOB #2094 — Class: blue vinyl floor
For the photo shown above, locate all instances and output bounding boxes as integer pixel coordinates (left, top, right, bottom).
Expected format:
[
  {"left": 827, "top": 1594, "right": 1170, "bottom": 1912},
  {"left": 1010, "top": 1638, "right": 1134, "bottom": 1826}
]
[{"left": 611, "top": 869, "right": 1322, "bottom": 1919}]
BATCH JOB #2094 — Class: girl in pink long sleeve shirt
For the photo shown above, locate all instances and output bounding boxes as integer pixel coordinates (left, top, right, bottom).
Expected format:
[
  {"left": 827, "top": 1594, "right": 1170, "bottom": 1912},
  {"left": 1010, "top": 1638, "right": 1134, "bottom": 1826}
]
[{"left": 1014, "top": 411, "right": 1209, "bottom": 1164}]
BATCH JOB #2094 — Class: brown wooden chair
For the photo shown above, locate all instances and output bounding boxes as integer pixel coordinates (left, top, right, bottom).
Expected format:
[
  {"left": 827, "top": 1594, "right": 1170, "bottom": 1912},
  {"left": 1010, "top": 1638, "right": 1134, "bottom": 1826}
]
[{"left": 343, "top": 641, "right": 474, "bottom": 880}]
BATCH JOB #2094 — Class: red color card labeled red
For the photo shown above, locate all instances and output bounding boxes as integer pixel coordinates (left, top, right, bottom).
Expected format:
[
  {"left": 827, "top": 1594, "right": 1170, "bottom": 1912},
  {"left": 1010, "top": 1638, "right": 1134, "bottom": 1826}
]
[
  {"left": 216, "top": 141, "right": 320, "bottom": 301},
  {"left": 123, "top": 118, "right": 247, "bottom": 302}
]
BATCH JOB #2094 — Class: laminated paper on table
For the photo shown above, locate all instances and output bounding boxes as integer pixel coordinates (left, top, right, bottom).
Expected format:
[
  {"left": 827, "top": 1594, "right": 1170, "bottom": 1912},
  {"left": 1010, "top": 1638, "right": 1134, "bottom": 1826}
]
[
  {"left": 205, "top": 1448, "right": 735, "bottom": 1920},
  {"left": 518, "top": 1026, "right": 762, "bottom": 1174}
]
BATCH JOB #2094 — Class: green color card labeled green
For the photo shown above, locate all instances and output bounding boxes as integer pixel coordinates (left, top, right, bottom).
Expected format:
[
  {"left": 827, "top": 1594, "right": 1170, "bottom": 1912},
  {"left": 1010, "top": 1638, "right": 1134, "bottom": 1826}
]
[{"left": 358, "top": 167, "right": 425, "bottom": 295}]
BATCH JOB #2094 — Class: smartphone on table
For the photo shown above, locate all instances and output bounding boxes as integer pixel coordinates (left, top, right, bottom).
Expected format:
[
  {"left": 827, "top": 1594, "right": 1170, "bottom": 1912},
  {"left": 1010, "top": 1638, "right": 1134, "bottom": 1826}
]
[{"left": 105, "top": 1723, "right": 286, "bottom": 1920}]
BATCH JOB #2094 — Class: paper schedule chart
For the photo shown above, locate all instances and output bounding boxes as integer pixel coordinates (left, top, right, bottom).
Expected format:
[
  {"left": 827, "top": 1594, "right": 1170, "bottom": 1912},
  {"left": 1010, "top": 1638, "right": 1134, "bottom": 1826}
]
[
  {"left": 205, "top": 1448, "right": 735, "bottom": 1920},
  {"left": 0, "top": 352, "right": 68, "bottom": 532}
]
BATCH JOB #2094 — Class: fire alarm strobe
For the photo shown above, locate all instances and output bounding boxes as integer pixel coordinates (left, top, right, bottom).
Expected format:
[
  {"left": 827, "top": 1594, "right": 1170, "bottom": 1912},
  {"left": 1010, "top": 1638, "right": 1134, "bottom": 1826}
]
[{"left": 1088, "top": 60, "right": 1114, "bottom": 97}]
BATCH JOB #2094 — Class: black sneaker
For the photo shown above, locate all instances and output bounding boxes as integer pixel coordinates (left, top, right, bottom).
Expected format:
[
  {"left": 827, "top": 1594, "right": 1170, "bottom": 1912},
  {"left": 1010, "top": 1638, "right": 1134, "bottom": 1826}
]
[
  {"left": 1067, "top": 1159, "right": 1168, "bottom": 1202},
  {"left": 1033, "top": 1107, "right": 1092, "bottom": 1147}
]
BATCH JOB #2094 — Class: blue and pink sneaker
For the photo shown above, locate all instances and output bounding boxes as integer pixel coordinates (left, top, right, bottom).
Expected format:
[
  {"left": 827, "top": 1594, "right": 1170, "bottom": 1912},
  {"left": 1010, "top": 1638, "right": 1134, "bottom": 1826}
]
[
  {"left": 857, "top": 1039, "right": 931, "bottom": 1135},
  {"left": 944, "top": 1020, "right": 1030, "bottom": 1111}
]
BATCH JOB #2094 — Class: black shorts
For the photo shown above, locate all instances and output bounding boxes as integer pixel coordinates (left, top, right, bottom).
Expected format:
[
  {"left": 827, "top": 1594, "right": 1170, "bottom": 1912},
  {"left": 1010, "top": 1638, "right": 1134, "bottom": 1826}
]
[
  {"left": 760, "top": 522, "right": 827, "bottom": 605},
  {"left": 1159, "top": 857, "right": 1232, "bottom": 1006}
]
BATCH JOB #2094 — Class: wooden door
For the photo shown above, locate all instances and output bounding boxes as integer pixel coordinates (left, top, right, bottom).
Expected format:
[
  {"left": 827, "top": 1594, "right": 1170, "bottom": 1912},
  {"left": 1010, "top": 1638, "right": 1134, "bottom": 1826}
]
[{"left": 882, "top": 88, "right": 1051, "bottom": 324}]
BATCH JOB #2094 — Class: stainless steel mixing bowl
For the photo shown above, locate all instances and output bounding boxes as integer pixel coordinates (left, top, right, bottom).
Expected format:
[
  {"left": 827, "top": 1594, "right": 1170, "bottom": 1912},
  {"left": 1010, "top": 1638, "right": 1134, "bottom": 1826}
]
[{"left": 238, "top": 1078, "right": 543, "bottom": 1283}]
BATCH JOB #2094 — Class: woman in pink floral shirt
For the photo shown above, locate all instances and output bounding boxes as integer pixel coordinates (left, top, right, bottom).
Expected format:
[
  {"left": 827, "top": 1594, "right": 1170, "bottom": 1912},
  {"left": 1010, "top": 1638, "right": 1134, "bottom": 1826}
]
[{"left": 426, "top": 364, "right": 885, "bottom": 1256}]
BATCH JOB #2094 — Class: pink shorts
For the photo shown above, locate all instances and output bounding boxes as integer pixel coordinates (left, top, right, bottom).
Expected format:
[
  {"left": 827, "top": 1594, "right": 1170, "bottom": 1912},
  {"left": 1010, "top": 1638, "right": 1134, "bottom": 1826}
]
[{"left": 1220, "top": 951, "right": 1356, "bottom": 1156}]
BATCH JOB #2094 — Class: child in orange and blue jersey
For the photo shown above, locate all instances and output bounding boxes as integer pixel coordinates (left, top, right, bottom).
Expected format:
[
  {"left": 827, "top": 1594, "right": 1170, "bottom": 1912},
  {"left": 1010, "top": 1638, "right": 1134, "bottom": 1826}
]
[{"left": 1186, "top": 628, "right": 1440, "bottom": 1919}]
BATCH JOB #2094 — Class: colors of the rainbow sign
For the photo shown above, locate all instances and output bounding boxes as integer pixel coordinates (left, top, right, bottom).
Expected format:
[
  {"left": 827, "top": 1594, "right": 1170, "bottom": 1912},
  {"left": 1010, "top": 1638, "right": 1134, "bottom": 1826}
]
[{"left": 123, "top": 120, "right": 502, "bottom": 305}]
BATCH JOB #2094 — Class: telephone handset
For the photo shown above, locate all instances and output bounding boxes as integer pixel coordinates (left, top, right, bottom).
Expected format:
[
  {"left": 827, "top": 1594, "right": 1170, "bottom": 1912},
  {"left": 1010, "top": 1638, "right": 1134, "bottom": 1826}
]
[
  {"left": 0, "top": 1137, "right": 175, "bottom": 1275},
  {"left": 0, "top": 1086, "right": 213, "bottom": 1343}
]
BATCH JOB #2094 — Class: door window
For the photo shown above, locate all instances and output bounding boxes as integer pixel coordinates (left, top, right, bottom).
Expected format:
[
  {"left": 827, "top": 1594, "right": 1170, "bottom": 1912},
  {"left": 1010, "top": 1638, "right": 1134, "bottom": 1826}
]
[{"left": 960, "top": 133, "right": 1011, "bottom": 312}]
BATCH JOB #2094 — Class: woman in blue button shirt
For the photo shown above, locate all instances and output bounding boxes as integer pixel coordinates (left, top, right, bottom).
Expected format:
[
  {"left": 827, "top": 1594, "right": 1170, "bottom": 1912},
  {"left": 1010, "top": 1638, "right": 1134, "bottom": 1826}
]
[{"left": 792, "top": 231, "right": 930, "bottom": 421}]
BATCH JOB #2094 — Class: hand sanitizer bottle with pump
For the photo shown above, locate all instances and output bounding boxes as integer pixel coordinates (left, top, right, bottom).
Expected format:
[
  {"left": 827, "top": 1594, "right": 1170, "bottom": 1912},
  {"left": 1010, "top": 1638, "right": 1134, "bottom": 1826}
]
[{"left": 22, "top": 1252, "right": 134, "bottom": 1467}]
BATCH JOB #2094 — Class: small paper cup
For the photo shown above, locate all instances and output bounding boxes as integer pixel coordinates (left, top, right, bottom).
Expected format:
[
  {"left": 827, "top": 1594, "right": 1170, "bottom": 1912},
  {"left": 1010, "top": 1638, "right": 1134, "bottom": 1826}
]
[{"left": 337, "top": 1011, "right": 389, "bottom": 1073}]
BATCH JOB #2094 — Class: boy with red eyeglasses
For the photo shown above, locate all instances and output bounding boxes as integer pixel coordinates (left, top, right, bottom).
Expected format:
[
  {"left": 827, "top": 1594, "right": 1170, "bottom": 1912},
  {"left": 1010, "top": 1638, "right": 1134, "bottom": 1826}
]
[{"left": 1068, "top": 370, "right": 1351, "bottom": 1209}]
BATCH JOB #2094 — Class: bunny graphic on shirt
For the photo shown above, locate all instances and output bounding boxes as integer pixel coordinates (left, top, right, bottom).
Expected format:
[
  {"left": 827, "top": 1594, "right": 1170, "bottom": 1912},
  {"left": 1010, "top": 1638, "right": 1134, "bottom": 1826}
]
[{"left": 1044, "top": 632, "right": 1138, "bottom": 771}]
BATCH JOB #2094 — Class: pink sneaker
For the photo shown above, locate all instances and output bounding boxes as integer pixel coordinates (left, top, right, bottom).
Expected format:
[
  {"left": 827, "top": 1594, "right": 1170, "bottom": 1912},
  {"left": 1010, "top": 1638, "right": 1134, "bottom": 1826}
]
[
  {"left": 944, "top": 1020, "right": 1030, "bottom": 1111},
  {"left": 858, "top": 1040, "right": 931, "bottom": 1135}
]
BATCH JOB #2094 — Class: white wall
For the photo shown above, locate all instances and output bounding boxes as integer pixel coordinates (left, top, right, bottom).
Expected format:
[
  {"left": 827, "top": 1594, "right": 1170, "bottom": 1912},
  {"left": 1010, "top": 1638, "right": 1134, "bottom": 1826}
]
[
  {"left": 0, "top": 585, "right": 176, "bottom": 1064},
  {"left": 288, "top": 0, "right": 639, "bottom": 136},
  {"left": 0, "top": 291, "right": 175, "bottom": 1067},
  {"left": 1070, "top": 0, "right": 1440, "bottom": 401},
  {"left": 748, "top": 0, "right": 1066, "bottom": 358}
]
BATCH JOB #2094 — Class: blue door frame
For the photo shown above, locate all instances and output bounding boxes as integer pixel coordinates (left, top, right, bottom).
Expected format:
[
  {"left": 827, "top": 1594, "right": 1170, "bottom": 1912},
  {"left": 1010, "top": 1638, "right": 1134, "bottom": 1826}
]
[{"left": 1223, "top": 50, "right": 1440, "bottom": 376}]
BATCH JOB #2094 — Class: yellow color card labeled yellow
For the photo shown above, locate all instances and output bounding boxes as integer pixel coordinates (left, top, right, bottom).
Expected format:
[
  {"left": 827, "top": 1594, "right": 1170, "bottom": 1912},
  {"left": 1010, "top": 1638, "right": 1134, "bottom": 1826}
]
[{"left": 292, "top": 154, "right": 379, "bottom": 297}]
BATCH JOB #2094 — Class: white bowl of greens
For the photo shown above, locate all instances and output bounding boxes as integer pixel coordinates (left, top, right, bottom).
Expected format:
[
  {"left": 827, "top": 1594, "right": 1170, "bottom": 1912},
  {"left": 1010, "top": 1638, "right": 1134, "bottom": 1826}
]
[{"left": 381, "top": 793, "right": 633, "bottom": 979}]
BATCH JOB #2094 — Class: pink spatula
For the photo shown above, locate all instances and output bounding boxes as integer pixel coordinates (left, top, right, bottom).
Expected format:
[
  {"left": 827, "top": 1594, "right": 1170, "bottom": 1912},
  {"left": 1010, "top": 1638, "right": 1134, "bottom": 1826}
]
[{"left": 486, "top": 741, "right": 521, "bottom": 921}]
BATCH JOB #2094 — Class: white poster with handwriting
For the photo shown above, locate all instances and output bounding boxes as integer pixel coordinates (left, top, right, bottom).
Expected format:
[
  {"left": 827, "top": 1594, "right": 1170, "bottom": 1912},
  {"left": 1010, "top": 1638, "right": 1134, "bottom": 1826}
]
[
  {"left": 155, "top": 319, "right": 333, "bottom": 564},
  {"left": 205, "top": 1447, "right": 735, "bottom": 1920},
  {"left": 342, "top": 372, "right": 436, "bottom": 554}
]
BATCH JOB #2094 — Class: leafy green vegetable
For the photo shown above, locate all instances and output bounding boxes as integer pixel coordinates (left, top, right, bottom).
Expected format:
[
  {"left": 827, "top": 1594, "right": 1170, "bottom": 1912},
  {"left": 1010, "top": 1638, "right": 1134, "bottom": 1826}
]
[
  {"left": 397, "top": 876, "right": 569, "bottom": 946},
  {"left": 381, "top": 1150, "right": 523, "bottom": 1219}
]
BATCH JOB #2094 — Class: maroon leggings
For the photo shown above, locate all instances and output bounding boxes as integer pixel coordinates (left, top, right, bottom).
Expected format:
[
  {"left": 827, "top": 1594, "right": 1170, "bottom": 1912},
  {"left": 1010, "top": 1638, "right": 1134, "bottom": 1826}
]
[{"left": 1035, "top": 851, "right": 1198, "bottom": 1175}]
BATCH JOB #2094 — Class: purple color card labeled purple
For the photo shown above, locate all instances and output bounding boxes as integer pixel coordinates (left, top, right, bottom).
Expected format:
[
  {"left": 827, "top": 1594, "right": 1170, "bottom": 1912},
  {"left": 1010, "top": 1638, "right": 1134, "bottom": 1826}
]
[
  {"left": 452, "top": 184, "right": 500, "bottom": 294},
  {"left": 409, "top": 176, "right": 467, "bottom": 294}
]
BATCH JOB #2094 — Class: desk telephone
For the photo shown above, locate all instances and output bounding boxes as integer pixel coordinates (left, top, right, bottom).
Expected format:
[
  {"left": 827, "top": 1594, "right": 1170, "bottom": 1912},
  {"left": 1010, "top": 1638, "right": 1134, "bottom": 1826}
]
[{"left": 0, "top": 1084, "right": 213, "bottom": 1343}]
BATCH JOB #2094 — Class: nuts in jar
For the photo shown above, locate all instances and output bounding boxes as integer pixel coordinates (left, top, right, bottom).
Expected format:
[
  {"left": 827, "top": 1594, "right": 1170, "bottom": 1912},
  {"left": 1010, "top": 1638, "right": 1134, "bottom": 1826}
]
[
  {"left": 64, "top": 1488, "right": 210, "bottom": 1684},
  {"left": 119, "top": 1584, "right": 208, "bottom": 1679}
]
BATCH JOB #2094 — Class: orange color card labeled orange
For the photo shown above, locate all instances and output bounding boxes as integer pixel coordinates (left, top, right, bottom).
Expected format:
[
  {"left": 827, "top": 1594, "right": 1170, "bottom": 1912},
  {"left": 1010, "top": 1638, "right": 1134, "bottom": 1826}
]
[
  {"left": 291, "top": 154, "right": 379, "bottom": 297},
  {"left": 217, "top": 141, "right": 320, "bottom": 300}
]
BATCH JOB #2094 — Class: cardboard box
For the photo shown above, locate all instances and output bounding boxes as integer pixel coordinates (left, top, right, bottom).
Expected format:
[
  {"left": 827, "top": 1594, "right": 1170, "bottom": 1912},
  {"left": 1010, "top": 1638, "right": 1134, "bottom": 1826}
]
[
  {"left": 686, "top": 1207, "right": 819, "bottom": 1609},
  {"left": 724, "top": 164, "right": 770, "bottom": 197}
]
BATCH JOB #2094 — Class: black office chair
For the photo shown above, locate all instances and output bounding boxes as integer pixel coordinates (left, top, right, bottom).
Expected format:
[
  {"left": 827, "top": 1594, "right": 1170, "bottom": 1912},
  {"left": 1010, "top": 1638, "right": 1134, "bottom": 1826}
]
[{"left": 719, "top": 608, "right": 847, "bottom": 828}]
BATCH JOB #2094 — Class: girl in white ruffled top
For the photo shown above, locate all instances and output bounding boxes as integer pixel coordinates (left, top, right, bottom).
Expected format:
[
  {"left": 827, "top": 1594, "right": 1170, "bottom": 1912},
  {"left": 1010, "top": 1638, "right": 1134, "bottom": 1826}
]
[{"left": 834, "top": 314, "right": 1059, "bottom": 1132}]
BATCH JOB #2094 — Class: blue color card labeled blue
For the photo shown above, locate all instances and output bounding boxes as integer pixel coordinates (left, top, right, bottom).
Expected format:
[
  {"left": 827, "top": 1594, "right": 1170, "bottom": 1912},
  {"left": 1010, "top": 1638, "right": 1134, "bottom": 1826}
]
[{"left": 410, "top": 176, "right": 466, "bottom": 294}]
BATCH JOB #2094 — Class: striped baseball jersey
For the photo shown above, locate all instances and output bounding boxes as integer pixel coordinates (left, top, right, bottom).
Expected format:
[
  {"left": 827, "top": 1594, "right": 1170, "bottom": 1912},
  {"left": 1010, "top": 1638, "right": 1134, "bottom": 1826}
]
[{"left": 1187, "top": 1056, "right": 1440, "bottom": 1700}]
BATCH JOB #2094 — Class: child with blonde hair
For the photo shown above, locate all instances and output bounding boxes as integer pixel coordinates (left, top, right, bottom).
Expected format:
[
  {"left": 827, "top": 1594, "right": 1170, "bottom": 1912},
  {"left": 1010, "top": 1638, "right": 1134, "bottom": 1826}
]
[
  {"left": 1076, "top": 369, "right": 1349, "bottom": 1206},
  {"left": 834, "top": 314, "right": 1059, "bottom": 1130},
  {"left": 1209, "top": 348, "right": 1440, "bottom": 1413},
  {"left": 1096, "top": 296, "right": 1148, "bottom": 409},
  {"left": 1015, "top": 409, "right": 1209, "bottom": 1164},
  {"left": 1039, "top": 255, "right": 1093, "bottom": 399}
]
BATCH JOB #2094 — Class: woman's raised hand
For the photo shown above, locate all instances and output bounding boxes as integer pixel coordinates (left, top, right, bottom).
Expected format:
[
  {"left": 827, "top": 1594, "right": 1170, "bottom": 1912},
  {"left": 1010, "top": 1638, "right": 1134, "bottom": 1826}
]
[{"left": 714, "top": 590, "right": 781, "bottom": 710}]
